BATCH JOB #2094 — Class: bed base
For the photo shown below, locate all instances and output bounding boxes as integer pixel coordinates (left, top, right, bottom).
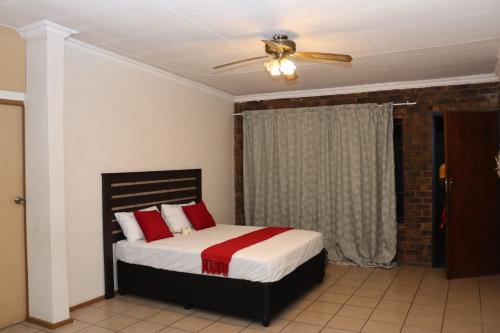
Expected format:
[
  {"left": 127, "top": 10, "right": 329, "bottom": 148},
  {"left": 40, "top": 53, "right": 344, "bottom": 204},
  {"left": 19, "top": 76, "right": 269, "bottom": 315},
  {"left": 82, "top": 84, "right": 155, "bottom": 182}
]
[{"left": 116, "top": 249, "right": 326, "bottom": 326}]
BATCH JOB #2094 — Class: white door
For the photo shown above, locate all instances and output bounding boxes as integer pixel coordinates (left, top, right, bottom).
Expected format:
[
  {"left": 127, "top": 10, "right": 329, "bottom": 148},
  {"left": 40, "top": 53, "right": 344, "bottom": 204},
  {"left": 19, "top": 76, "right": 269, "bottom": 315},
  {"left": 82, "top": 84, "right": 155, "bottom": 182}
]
[{"left": 0, "top": 103, "right": 26, "bottom": 328}]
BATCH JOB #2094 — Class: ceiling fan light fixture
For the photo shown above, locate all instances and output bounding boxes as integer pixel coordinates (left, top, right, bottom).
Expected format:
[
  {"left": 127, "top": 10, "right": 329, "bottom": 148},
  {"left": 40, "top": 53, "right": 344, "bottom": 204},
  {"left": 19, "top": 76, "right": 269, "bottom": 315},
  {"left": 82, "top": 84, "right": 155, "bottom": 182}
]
[
  {"left": 264, "top": 57, "right": 296, "bottom": 77},
  {"left": 265, "top": 58, "right": 281, "bottom": 76},
  {"left": 279, "top": 58, "right": 296, "bottom": 75}
]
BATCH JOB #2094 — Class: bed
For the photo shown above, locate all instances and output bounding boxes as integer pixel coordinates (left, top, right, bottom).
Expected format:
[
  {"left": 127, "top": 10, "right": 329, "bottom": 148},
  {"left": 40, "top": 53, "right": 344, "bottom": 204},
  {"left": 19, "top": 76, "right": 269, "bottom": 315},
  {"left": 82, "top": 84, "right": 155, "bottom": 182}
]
[{"left": 102, "top": 169, "right": 326, "bottom": 326}]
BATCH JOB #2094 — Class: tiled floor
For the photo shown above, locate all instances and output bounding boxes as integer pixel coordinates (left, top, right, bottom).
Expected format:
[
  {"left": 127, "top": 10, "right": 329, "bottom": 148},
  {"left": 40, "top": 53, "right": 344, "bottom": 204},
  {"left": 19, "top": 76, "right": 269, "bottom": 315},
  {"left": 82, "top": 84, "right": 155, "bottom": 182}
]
[{"left": 2, "top": 264, "right": 500, "bottom": 333}]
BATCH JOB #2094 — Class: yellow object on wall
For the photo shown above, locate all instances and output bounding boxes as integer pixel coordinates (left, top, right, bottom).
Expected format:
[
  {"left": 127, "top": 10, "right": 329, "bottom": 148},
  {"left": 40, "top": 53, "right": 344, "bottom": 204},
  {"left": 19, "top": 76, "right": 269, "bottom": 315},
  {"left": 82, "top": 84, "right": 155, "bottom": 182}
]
[{"left": 439, "top": 163, "right": 446, "bottom": 179}]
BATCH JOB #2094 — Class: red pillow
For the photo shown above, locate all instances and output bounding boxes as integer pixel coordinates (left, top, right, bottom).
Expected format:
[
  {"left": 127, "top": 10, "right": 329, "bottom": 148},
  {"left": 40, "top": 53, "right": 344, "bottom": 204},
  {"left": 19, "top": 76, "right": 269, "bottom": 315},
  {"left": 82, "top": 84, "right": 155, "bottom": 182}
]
[
  {"left": 182, "top": 201, "right": 216, "bottom": 230},
  {"left": 133, "top": 210, "right": 173, "bottom": 242}
]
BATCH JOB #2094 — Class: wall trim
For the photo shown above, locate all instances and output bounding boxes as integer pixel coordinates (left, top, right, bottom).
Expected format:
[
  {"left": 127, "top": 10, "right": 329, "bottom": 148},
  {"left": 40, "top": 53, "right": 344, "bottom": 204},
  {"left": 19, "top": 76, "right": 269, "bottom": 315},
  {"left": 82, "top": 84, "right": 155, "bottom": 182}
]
[
  {"left": 19, "top": 20, "right": 78, "bottom": 40},
  {"left": 26, "top": 316, "right": 73, "bottom": 329},
  {"left": 0, "top": 90, "right": 25, "bottom": 101},
  {"left": 69, "top": 295, "right": 105, "bottom": 312},
  {"left": 65, "top": 38, "right": 234, "bottom": 101},
  {"left": 495, "top": 47, "right": 500, "bottom": 79},
  {"left": 234, "top": 73, "right": 499, "bottom": 102}
]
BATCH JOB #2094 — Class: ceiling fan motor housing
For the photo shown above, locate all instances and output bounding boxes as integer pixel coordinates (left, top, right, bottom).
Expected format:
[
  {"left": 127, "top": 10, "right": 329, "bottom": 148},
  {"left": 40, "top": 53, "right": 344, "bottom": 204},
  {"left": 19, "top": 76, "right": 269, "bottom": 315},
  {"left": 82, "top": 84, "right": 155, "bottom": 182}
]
[{"left": 265, "top": 34, "right": 296, "bottom": 56}]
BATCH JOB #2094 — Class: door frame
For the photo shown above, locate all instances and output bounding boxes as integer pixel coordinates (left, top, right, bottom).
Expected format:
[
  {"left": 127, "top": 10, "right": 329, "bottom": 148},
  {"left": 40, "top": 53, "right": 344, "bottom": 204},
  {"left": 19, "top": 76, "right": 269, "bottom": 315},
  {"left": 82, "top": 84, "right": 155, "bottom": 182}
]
[{"left": 0, "top": 99, "right": 29, "bottom": 327}]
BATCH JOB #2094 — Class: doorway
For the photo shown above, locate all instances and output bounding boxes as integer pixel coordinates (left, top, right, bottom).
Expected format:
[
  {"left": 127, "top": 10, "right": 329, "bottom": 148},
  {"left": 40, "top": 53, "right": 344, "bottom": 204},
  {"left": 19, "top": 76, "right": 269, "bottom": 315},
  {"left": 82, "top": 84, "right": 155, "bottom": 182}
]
[
  {"left": 431, "top": 111, "right": 500, "bottom": 278},
  {"left": 0, "top": 102, "right": 27, "bottom": 328},
  {"left": 432, "top": 114, "right": 446, "bottom": 267}
]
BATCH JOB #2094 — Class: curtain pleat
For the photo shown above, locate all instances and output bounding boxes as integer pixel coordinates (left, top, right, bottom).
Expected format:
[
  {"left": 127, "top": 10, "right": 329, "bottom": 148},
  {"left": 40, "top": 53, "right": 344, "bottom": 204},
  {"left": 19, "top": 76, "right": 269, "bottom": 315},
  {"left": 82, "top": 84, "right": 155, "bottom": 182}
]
[{"left": 243, "top": 104, "right": 396, "bottom": 267}]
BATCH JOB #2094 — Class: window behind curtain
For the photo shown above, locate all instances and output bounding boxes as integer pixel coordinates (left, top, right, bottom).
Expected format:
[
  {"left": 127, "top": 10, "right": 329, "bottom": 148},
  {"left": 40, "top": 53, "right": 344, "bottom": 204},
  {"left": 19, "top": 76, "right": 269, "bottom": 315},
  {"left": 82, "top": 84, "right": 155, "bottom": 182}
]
[{"left": 394, "top": 118, "right": 404, "bottom": 223}]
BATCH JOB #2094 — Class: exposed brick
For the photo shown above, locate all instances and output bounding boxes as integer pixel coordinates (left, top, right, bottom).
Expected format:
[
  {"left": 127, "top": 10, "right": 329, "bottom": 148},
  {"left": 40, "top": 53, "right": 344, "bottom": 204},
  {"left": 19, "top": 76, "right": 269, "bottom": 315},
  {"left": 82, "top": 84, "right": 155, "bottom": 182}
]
[{"left": 234, "top": 81, "right": 500, "bottom": 266}]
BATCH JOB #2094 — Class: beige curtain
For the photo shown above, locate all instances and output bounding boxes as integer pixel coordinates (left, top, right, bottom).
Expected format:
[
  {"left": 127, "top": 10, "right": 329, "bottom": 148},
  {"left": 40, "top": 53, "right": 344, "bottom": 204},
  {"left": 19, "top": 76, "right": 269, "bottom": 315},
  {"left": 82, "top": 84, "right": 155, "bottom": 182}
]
[{"left": 243, "top": 103, "right": 396, "bottom": 266}]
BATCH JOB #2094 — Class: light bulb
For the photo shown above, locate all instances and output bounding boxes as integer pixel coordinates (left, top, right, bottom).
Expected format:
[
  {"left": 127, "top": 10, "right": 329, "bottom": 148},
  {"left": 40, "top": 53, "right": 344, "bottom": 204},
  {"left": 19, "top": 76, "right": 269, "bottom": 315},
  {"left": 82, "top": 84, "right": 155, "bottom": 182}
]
[
  {"left": 270, "top": 65, "right": 281, "bottom": 76},
  {"left": 265, "top": 59, "right": 281, "bottom": 76},
  {"left": 279, "top": 58, "right": 296, "bottom": 75}
]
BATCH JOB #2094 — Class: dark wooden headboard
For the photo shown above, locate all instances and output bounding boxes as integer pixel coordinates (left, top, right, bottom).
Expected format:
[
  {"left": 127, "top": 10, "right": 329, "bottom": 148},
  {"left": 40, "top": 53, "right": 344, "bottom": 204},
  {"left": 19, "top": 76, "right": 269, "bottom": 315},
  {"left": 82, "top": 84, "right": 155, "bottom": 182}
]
[{"left": 102, "top": 169, "right": 202, "bottom": 298}]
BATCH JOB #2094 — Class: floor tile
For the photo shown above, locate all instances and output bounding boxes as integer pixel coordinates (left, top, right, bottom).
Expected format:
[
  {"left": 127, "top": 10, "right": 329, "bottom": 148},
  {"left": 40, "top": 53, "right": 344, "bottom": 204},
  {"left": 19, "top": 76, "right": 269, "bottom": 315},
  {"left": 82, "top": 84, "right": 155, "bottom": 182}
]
[
  {"left": 483, "top": 324, "right": 500, "bottom": 333},
  {"left": 23, "top": 266, "right": 500, "bottom": 333},
  {"left": 192, "top": 309, "right": 223, "bottom": 321},
  {"left": 120, "top": 320, "right": 165, "bottom": 333},
  {"left": 307, "top": 301, "right": 342, "bottom": 315},
  {"left": 69, "top": 306, "right": 95, "bottom": 317},
  {"left": 409, "top": 304, "right": 444, "bottom": 318},
  {"left": 246, "top": 319, "right": 290, "bottom": 333},
  {"left": 326, "top": 315, "right": 366, "bottom": 331},
  {"left": 157, "top": 327, "right": 193, "bottom": 333},
  {"left": 294, "top": 310, "right": 332, "bottom": 326},
  {"left": 217, "top": 314, "right": 252, "bottom": 327},
  {"left": 122, "top": 305, "right": 161, "bottom": 319},
  {"left": 346, "top": 296, "right": 379, "bottom": 309},
  {"left": 446, "top": 298, "right": 481, "bottom": 311},
  {"left": 361, "top": 320, "right": 402, "bottom": 333},
  {"left": 76, "top": 326, "right": 113, "bottom": 333},
  {"left": 319, "top": 293, "right": 350, "bottom": 304},
  {"left": 404, "top": 313, "right": 443, "bottom": 331},
  {"left": 162, "top": 303, "right": 196, "bottom": 315},
  {"left": 442, "top": 319, "right": 482, "bottom": 333},
  {"left": 44, "top": 320, "right": 91, "bottom": 333},
  {"left": 200, "top": 322, "right": 243, "bottom": 333},
  {"left": 369, "top": 309, "right": 405, "bottom": 324},
  {"left": 326, "top": 285, "right": 357, "bottom": 296},
  {"left": 275, "top": 307, "right": 302, "bottom": 320},
  {"left": 382, "top": 291, "right": 414, "bottom": 303},
  {"left": 336, "top": 278, "right": 364, "bottom": 288},
  {"left": 140, "top": 299, "right": 172, "bottom": 310},
  {"left": 361, "top": 281, "right": 390, "bottom": 291},
  {"left": 444, "top": 308, "right": 482, "bottom": 324},
  {"left": 292, "top": 298, "right": 315, "bottom": 310},
  {"left": 376, "top": 299, "right": 410, "bottom": 313},
  {"left": 0, "top": 323, "right": 39, "bottom": 333},
  {"left": 412, "top": 295, "right": 446, "bottom": 307},
  {"left": 303, "top": 290, "right": 323, "bottom": 301},
  {"left": 145, "top": 310, "right": 186, "bottom": 326},
  {"left": 74, "top": 309, "right": 115, "bottom": 324},
  {"left": 170, "top": 316, "right": 213, "bottom": 332},
  {"left": 353, "top": 289, "right": 384, "bottom": 300},
  {"left": 401, "top": 325, "right": 440, "bottom": 333},
  {"left": 240, "top": 328, "right": 272, "bottom": 333},
  {"left": 281, "top": 322, "right": 322, "bottom": 333},
  {"left": 320, "top": 328, "right": 357, "bottom": 333},
  {"left": 92, "top": 299, "right": 136, "bottom": 313},
  {"left": 113, "top": 295, "right": 148, "bottom": 304},
  {"left": 336, "top": 305, "right": 373, "bottom": 320},
  {"left": 95, "top": 314, "right": 138, "bottom": 330}
]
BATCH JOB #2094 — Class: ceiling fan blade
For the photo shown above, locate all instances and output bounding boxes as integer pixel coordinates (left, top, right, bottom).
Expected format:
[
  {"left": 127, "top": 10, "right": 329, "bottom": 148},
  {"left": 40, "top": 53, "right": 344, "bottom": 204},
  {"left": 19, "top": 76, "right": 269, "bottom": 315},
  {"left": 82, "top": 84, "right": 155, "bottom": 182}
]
[
  {"left": 213, "top": 55, "right": 269, "bottom": 69},
  {"left": 294, "top": 52, "right": 353, "bottom": 62}
]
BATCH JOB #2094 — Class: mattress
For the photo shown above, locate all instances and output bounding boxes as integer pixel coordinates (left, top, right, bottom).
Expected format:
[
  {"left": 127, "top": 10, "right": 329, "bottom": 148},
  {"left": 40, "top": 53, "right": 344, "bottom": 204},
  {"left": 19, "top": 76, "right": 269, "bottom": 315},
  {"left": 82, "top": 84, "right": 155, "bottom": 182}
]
[{"left": 115, "top": 224, "right": 324, "bottom": 283}]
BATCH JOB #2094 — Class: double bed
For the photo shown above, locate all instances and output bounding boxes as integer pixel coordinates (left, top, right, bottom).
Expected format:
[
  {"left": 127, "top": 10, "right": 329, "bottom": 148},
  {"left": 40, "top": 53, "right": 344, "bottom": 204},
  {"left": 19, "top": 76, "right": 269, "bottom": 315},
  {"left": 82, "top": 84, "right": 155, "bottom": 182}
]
[{"left": 102, "top": 169, "right": 326, "bottom": 326}]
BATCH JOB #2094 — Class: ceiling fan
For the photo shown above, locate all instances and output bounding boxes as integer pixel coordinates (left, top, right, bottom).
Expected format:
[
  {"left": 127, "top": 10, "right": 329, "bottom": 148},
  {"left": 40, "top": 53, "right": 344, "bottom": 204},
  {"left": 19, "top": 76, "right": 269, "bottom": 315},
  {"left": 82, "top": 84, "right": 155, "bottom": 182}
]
[{"left": 213, "top": 34, "right": 353, "bottom": 80}]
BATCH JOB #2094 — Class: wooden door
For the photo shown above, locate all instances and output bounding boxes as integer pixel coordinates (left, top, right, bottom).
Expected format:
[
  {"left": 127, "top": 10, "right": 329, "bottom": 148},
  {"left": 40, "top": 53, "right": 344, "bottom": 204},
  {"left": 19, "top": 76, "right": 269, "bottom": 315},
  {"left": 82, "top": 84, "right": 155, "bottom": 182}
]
[
  {"left": 0, "top": 103, "right": 26, "bottom": 328},
  {"left": 444, "top": 111, "right": 500, "bottom": 279}
]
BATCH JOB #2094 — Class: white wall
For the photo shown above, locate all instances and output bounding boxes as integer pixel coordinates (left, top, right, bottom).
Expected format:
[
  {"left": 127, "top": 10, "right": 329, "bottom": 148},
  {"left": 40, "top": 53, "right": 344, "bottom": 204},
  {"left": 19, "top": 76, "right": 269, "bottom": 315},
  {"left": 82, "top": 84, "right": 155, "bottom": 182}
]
[{"left": 63, "top": 42, "right": 235, "bottom": 306}]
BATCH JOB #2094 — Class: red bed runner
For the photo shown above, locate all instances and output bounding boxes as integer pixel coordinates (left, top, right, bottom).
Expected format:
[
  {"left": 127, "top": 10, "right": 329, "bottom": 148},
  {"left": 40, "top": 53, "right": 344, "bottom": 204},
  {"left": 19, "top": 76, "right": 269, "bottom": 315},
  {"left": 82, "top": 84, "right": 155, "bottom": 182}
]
[{"left": 201, "top": 227, "right": 293, "bottom": 277}]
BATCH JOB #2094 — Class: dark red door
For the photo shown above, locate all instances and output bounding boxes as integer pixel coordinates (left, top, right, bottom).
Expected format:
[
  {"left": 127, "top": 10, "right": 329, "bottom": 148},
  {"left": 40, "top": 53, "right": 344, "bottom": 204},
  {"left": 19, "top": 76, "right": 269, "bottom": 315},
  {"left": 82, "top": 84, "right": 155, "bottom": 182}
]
[{"left": 444, "top": 111, "right": 500, "bottom": 279}]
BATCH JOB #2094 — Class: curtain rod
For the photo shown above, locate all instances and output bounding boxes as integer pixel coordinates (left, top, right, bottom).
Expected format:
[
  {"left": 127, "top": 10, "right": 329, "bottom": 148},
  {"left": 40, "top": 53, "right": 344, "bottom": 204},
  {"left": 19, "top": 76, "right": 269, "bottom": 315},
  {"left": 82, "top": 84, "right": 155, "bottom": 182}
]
[{"left": 232, "top": 101, "right": 417, "bottom": 116}]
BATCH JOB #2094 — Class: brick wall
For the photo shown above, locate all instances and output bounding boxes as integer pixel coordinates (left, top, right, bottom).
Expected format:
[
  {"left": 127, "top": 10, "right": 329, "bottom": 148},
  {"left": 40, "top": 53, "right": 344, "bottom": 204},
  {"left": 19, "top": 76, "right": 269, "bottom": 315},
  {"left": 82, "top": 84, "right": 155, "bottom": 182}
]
[{"left": 234, "top": 81, "right": 500, "bottom": 266}]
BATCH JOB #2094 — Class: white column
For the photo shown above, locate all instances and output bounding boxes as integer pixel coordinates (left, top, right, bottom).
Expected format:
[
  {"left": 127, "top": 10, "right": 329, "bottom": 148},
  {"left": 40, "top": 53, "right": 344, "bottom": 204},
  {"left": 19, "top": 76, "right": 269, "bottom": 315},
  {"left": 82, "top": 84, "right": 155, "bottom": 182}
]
[{"left": 19, "top": 20, "right": 78, "bottom": 324}]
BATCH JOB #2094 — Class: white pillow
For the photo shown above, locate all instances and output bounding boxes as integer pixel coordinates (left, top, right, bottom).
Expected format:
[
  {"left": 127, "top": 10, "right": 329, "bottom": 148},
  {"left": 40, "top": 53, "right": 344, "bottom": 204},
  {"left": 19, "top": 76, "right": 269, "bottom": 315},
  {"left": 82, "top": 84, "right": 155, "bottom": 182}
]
[
  {"left": 114, "top": 206, "right": 158, "bottom": 242},
  {"left": 161, "top": 201, "right": 196, "bottom": 233}
]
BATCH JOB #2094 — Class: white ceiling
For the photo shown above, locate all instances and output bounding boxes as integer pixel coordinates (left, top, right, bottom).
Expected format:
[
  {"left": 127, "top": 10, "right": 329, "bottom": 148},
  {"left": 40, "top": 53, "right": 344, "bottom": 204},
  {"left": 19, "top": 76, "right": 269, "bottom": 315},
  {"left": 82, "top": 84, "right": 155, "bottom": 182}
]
[{"left": 1, "top": 0, "right": 500, "bottom": 96}]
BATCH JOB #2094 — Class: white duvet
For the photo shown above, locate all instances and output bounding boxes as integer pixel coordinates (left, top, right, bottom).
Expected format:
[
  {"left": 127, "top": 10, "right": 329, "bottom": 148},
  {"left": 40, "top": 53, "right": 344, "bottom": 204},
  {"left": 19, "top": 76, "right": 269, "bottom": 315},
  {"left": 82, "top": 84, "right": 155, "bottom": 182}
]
[{"left": 115, "top": 224, "right": 324, "bottom": 282}]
